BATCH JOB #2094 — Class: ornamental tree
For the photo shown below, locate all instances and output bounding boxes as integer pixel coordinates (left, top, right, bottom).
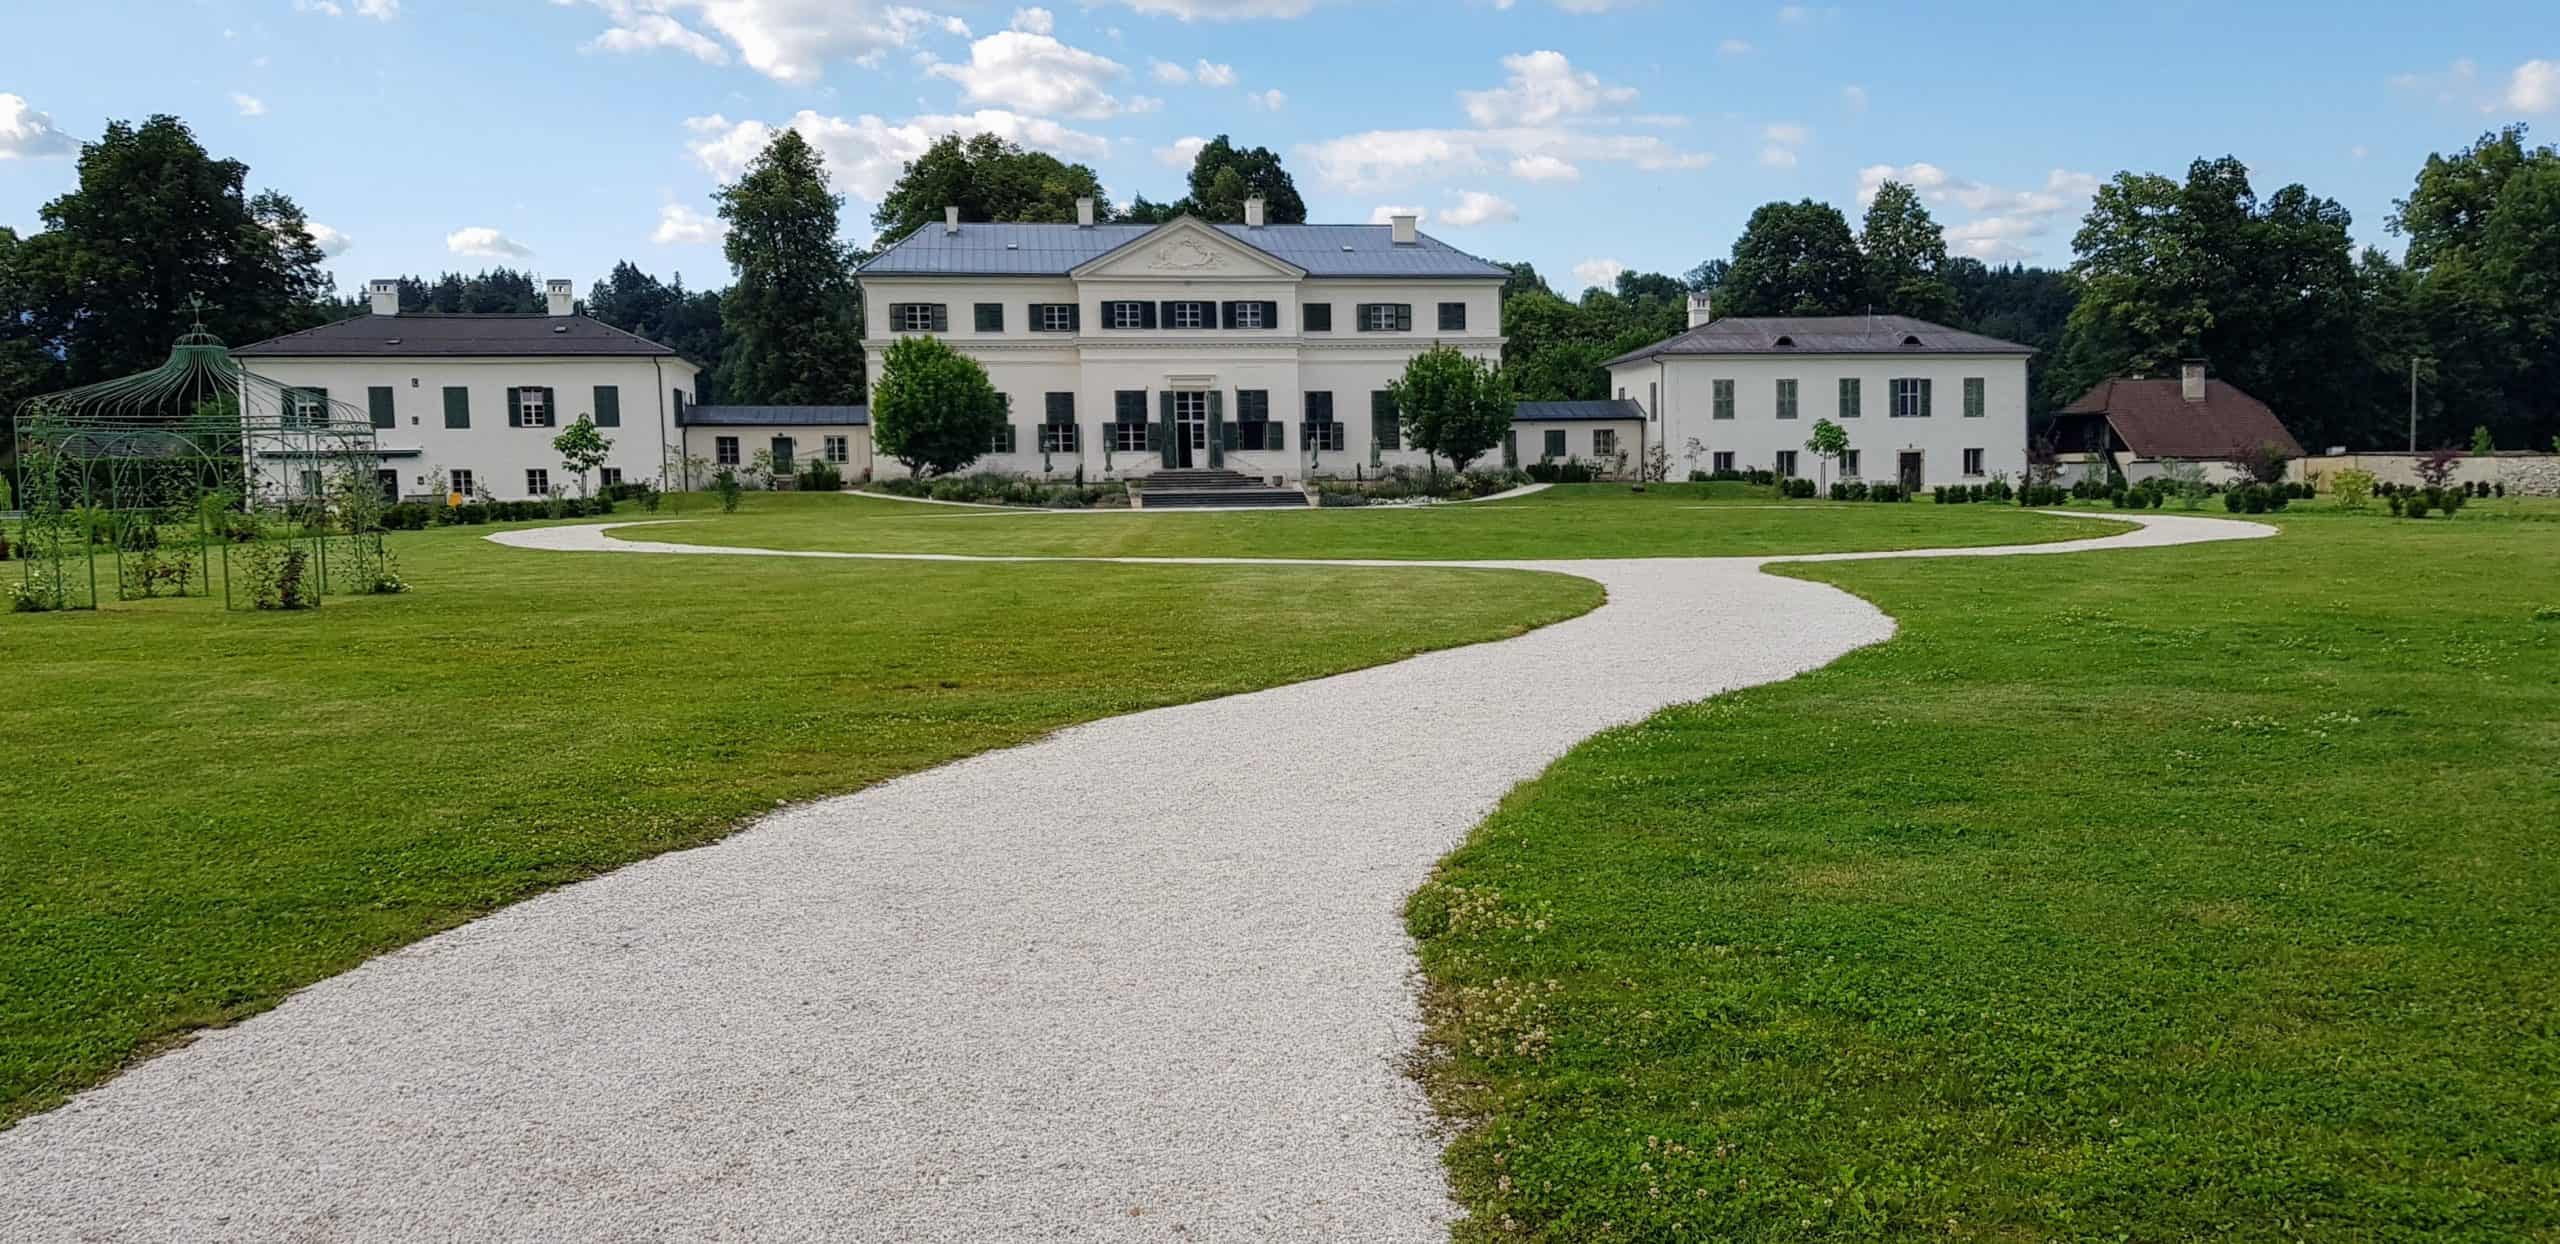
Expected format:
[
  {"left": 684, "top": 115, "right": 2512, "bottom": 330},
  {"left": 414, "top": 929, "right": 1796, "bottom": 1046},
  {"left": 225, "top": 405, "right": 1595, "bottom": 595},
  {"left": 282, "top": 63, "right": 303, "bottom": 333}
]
[
  {"left": 1390, "top": 345, "right": 1513, "bottom": 475},
  {"left": 552, "top": 416, "right": 613, "bottom": 496},
  {"left": 1805, "top": 417, "right": 1850, "bottom": 488},
  {"left": 872, "top": 334, "right": 1007, "bottom": 478}
]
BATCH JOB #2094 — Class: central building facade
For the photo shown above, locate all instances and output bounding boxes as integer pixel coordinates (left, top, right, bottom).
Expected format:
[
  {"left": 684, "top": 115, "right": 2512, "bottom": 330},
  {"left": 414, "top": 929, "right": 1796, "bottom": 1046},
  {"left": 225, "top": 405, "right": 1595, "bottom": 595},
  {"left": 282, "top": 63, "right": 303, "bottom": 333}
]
[{"left": 856, "top": 201, "right": 1508, "bottom": 481}]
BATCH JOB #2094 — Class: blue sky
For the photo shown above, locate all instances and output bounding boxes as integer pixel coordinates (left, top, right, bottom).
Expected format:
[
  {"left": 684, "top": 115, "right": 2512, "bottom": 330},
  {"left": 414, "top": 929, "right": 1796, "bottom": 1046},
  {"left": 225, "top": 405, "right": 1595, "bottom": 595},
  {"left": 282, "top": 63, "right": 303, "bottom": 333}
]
[{"left": 4, "top": 0, "right": 2553, "bottom": 298}]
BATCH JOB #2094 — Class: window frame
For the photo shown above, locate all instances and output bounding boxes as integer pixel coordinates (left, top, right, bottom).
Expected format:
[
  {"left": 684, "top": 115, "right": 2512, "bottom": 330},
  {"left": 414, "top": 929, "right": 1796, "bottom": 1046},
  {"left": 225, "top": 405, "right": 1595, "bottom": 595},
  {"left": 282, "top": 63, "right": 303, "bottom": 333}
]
[
  {"left": 1361, "top": 303, "right": 1410, "bottom": 332},
  {"left": 824, "top": 435, "right": 849, "bottom": 464},
  {"left": 1775, "top": 449, "right": 1799, "bottom": 477},
  {"left": 1711, "top": 451, "right": 1735, "bottom": 474},
  {"left": 1891, "top": 377, "right": 1931, "bottom": 419},
  {"left": 1171, "top": 301, "right": 1207, "bottom": 330},
  {"left": 1233, "top": 302, "right": 1267, "bottom": 330},
  {"left": 1963, "top": 448, "right": 1986, "bottom": 477},
  {"left": 449, "top": 468, "right": 476, "bottom": 498},
  {"left": 1110, "top": 301, "right": 1146, "bottom": 330},
  {"left": 974, "top": 303, "right": 1004, "bottom": 333},
  {"left": 1712, "top": 378, "right": 1736, "bottom": 421},
  {"left": 1542, "top": 428, "right": 1568, "bottom": 460},
  {"left": 517, "top": 386, "right": 552, "bottom": 428},
  {"left": 715, "top": 436, "right": 740, "bottom": 467},
  {"left": 895, "top": 303, "right": 943, "bottom": 333},
  {"left": 1437, "top": 301, "right": 1467, "bottom": 332},
  {"left": 1039, "top": 303, "right": 1077, "bottom": 332},
  {"left": 1776, "top": 378, "right": 1799, "bottom": 420},
  {"left": 1592, "top": 428, "right": 1618, "bottom": 457},
  {"left": 1303, "top": 302, "right": 1333, "bottom": 333},
  {"left": 1963, "top": 376, "right": 1986, "bottom": 418},
  {"left": 1842, "top": 449, "right": 1862, "bottom": 476},
  {"left": 1839, "top": 376, "right": 1862, "bottom": 419},
  {"left": 524, "top": 467, "right": 550, "bottom": 496},
  {"left": 600, "top": 467, "right": 624, "bottom": 488}
]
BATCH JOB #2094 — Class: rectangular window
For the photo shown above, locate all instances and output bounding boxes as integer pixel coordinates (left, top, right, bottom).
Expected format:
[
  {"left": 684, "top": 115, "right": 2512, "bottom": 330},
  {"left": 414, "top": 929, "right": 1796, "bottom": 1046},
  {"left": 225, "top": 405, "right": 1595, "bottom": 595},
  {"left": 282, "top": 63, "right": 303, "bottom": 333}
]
[
  {"left": 1304, "top": 391, "right": 1343, "bottom": 451},
  {"left": 1232, "top": 302, "right": 1267, "bottom": 329},
  {"left": 449, "top": 468, "right": 476, "bottom": 498},
  {"left": 1359, "top": 303, "right": 1412, "bottom": 332},
  {"left": 1173, "top": 391, "right": 1208, "bottom": 450},
  {"left": 601, "top": 467, "right": 624, "bottom": 488},
  {"left": 516, "top": 386, "right": 553, "bottom": 428},
  {"left": 1040, "top": 392, "right": 1078, "bottom": 454},
  {"left": 367, "top": 385, "right": 395, "bottom": 429},
  {"left": 1303, "top": 303, "right": 1332, "bottom": 333},
  {"left": 1963, "top": 377, "right": 1986, "bottom": 418},
  {"left": 525, "top": 468, "right": 550, "bottom": 496},
  {"left": 1712, "top": 451, "right": 1735, "bottom": 473},
  {"left": 1234, "top": 389, "right": 1276, "bottom": 449},
  {"left": 1593, "top": 428, "right": 1618, "bottom": 457},
  {"left": 824, "top": 435, "right": 849, "bottom": 464},
  {"left": 1369, "top": 390, "right": 1401, "bottom": 458},
  {"left": 443, "top": 386, "right": 470, "bottom": 429},
  {"left": 1647, "top": 381, "right": 1659, "bottom": 421},
  {"left": 974, "top": 303, "right": 1004, "bottom": 332},
  {"left": 1543, "top": 428, "right": 1567, "bottom": 459},
  {"left": 1109, "top": 301, "right": 1148, "bottom": 330},
  {"left": 715, "top": 436, "right": 740, "bottom": 466},
  {"left": 1438, "top": 301, "right": 1467, "bottom": 331},
  {"left": 1776, "top": 378, "right": 1799, "bottom": 420},
  {"left": 1171, "top": 301, "right": 1207, "bottom": 329},
  {"left": 1112, "top": 390, "right": 1149, "bottom": 452},
  {"left": 1842, "top": 449, "right": 1862, "bottom": 476},
  {"left": 1712, "top": 378, "right": 1736, "bottom": 420},
  {"left": 1776, "top": 450, "right": 1799, "bottom": 477},
  {"left": 1964, "top": 448, "right": 1986, "bottom": 476},
  {"left": 593, "top": 384, "right": 620, "bottom": 428},
  {"left": 1036, "top": 303, "right": 1079, "bottom": 332},
  {"left": 1891, "top": 377, "right": 1932, "bottom": 418},
  {"left": 894, "top": 303, "right": 946, "bottom": 333},
  {"left": 299, "top": 469, "right": 324, "bottom": 497},
  {"left": 989, "top": 422, "right": 1018, "bottom": 454},
  {"left": 290, "top": 387, "right": 327, "bottom": 428},
  {"left": 1839, "top": 377, "right": 1862, "bottom": 419}
]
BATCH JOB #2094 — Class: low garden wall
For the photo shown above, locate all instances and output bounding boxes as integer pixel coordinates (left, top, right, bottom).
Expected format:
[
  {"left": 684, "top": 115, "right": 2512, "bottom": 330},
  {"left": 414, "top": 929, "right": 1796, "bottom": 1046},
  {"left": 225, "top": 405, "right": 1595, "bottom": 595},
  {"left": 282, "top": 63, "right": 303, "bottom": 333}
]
[{"left": 2294, "top": 452, "right": 2560, "bottom": 496}]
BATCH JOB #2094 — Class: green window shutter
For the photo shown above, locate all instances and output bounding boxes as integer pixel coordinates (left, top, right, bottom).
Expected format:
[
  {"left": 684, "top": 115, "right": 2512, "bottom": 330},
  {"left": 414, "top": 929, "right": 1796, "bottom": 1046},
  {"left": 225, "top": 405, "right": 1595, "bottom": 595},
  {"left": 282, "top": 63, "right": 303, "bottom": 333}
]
[
  {"left": 506, "top": 388, "right": 523, "bottom": 427},
  {"left": 542, "top": 387, "right": 558, "bottom": 424},
  {"left": 444, "top": 386, "right": 470, "bottom": 428},
  {"left": 1068, "top": 304, "right": 1082, "bottom": 331},
  {"left": 1206, "top": 390, "right": 1226, "bottom": 468},
  {"left": 975, "top": 303, "right": 1003, "bottom": 332},
  {"left": 1395, "top": 304, "right": 1413, "bottom": 332},
  {"left": 1371, "top": 392, "right": 1401, "bottom": 451},
  {"left": 1220, "top": 421, "right": 1240, "bottom": 450},
  {"left": 1305, "top": 302, "right": 1331, "bottom": 332},
  {"left": 1260, "top": 301, "right": 1280, "bottom": 330},
  {"left": 1157, "top": 391, "right": 1177, "bottom": 467},
  {"left": 1354, "top": 304, "right": 1375, "bottom": 332},
  {"left": 1266, "top": 422, "right": 1286, "bottom": 451},
  {"left": 367, "top": 386, "right": 395, "bottom": 429},
  {"left": 1921, "top": 378, "right": 1934, "bottom": 418},
  {"left": 1219, "top": 301, "right": 1237, "bottom": 329},
  {"left": 1140, "top": 301, "right": 1159, "bottom": 329},
  {"left": 594, "top": 385, "right": 620, "bottom": 427},
  {"left": 930, "top": 304, "right": 949, "bottom": 332}
]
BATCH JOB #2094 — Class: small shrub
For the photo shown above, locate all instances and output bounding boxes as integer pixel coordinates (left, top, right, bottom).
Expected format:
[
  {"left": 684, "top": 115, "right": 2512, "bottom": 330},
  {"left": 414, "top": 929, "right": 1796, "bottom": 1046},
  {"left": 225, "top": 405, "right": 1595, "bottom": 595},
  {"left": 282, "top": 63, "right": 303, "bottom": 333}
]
[
  {"left": 712, "top": 469, "right": 744, "bottom": 514},
  {"left": 2404, "top": 495, "right": 2432, "bottom": 519}
]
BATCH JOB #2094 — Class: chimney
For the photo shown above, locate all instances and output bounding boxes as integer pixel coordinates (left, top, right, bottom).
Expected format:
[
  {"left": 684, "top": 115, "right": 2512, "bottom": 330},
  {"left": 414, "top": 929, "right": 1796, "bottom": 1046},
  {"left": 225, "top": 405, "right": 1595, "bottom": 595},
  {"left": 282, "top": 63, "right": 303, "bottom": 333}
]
[
  {"left": 1390, "top": 213, "right": 1418, "bottom": 245},
  {"left": 2181, "top": 360, "right": 2207, "bottom": 403},
  {"left": 368, "top": 279, "right": 399, "bottom": 317},
  {"left": 1688, "top": 291, "right": 1714, "bottom": 329},
  {"left": 545, "top": 279, "right": 575, "bottom": 318},
  {"left": 1075, "top": 196, "right": 1095, "bottom": 228},
  {"left": 944, "top": 205, "right": 960, "bottom": 235},
  {"left": 1244, "top": 195, "right": 1266, "bottom": 228}
]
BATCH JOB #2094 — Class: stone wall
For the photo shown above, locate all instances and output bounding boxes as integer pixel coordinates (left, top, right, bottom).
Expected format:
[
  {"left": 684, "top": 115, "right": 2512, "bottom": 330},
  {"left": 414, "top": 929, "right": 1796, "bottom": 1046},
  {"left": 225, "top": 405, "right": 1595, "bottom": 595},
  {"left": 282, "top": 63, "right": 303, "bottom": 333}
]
[{"left": 2294, "top": 452, "right": 2560, "bottom": 497}]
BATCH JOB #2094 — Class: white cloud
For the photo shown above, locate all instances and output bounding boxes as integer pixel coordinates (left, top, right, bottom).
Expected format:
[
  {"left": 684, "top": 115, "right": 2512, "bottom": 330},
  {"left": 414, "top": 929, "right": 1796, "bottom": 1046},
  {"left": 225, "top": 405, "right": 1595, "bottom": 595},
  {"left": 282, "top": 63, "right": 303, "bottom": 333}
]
[
  {"left": 1717, "top": 39, "right": 1754, "bottom": 56},
  {"left": 567, "top": 1, "right": 970, "bottom": 84},
  {"left": 1249, "top": 88, "right": 1286, "bottom": 110},
  {"left": 1459, "top": 50, "right": 1636, "bottom": 127},
  {"left": 589, "top": 13, "right": 729, "bottom": 64},
  {"left": 652, "top": 203, "right": 724, "bottom": 245},
  {"left": 1438, "top": 190, "right": 1517, "bottom": 228},
  {"left": 306, "top": 223, "right": 352, "bottom": 257},
  {"left": 1010, "top": 6, "right": 1054, "bottom": 34},
  {"left": 686, "top": 109, "right": 1111, "bottom": 203},
  {"left": 1192, "top": 59, "right": 1238, "bottom": 86},
  {"left": 230, "top": 92, "right": 267, "bottom": 118},
  {"left": 1857, "top": 162, "right": 2100, "bottom": 261},
  {"left": 1842, "top": 84, "right": 1868, "bottom": 113},
  {"left": 2350, "top": 144, "right": 2370, "bottom": 160},
  {"left": 447, "top": 227, "right": 533, "bottom": 259},
  {"left": 1572, "top": 257, "right": 1625, "bottom": 291},
  {"left": 295, "top": 0, "right": 399, "bottom": 18},
  {"left": 1302, "top": 126, "right": 1707, "bottom": 193},
  {"left": 1776, "top": 3, "right": 1810, "bottom": 21},
  {"left": 925, "top": 29, "right": 1142, "bottom": 119},
  {"left": 1099, "top": 0, "right": 1327, "bottom": 17},
  {"left": 1763, "top": 122, "right": 1808, "bottom": 146},
  {"left": 1150, "top": 59, "right": 1190, "bottom": 83},
  {"left": 2508, "top": 59, "right": 2559, "bottom": 113},
  {"left": 1759, "top": 146, "right": 1797, "bottom": 169},
  {"left": 1508, "top": 154, "right": 1579, "bottom": 182},
  {"left": 0, "top": 94, "right": 77, "bottom": 159},
  {"left": 1368, "top": 204, "right": 1427, "bottom": 224},
  {"left": 1154, "top": 134, "right": 1209, "bottom": 167}
]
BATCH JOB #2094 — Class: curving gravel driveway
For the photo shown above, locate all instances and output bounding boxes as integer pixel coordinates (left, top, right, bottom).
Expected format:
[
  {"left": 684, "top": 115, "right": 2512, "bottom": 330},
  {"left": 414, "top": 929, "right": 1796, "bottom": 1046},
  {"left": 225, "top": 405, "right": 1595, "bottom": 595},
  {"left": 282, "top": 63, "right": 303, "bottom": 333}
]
[{"left": 0, "top": 513, "right": 2270, "bottom": 1242}]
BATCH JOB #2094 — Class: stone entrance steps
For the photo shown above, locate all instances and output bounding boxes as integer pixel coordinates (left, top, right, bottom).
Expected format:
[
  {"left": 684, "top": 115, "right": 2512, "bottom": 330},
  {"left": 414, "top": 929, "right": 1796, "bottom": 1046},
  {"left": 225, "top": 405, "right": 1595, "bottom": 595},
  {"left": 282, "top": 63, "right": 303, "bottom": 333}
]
[{"left": 1133, "top": 469, "right": 1311, "bottom": 509}]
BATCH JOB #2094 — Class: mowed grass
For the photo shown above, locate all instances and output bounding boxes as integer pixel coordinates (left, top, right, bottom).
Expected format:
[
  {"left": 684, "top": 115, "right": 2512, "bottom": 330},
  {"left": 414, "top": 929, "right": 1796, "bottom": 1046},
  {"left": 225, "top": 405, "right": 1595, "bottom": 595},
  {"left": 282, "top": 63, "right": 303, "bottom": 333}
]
[
  {"left": 0, "top": 520, "right": 1597, "bottom": 1126},
  {"left": 629, "top": 484, "right": 2127, "bottom": 561},
  {"left": 1408, "top": 506, "right": 2560, "bottom": 1240}
]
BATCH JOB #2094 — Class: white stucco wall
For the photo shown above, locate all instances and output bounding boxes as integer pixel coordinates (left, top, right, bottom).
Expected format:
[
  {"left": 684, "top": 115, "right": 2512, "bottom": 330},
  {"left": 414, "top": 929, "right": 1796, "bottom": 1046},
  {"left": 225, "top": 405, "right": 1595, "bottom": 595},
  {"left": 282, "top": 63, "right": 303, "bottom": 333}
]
[
  {"left": 1612, "top": 351, "right": 2028, "bottom": 489},
  {"left": 240, "top": 353, "right": 699, "bottom": 500},
  {"left": 681, "top": 424, "right": 872, "bottom": 486},
  {"left": 1511, "top": 419, "right": 1647, "bottom": 476},
  {"left": 859, "top": 228, "right": 1504, "bottom": 483}
]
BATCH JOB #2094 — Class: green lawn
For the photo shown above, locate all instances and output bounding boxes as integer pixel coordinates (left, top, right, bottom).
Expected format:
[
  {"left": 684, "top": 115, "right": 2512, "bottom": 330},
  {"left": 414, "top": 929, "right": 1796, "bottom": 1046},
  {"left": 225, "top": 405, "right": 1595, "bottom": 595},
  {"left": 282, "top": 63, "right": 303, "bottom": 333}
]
[
  {"left": 0, "top": 519, "right": 1597, "bottom": 1126},
  {"left": 626, "top": 484, "right": 2127, "bottom": 561},
  {"left": 1409, "top": 504, "right": 2560, "bottom": 1240}
]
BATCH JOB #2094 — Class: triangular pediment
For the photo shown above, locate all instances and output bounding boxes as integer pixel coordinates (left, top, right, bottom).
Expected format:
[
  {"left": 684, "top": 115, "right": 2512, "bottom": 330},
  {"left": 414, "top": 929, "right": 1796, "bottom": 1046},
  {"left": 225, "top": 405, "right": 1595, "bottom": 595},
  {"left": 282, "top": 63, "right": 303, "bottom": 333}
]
[{"left": 1071, "top": 216, "right": 1305, "bottom": 281}]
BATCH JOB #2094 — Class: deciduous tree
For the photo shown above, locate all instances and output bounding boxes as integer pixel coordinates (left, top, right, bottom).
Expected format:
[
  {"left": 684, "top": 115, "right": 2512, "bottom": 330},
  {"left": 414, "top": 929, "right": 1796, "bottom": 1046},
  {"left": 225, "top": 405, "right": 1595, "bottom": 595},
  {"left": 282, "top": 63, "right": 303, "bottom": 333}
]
[
  {"left": 552, "top": 416, "right": 613, "bottom": 497},
  {"left": 716, "top": 130, "right": 864, "bottom": 406},
  {"left": 1390, "top": 345, "right": 1513, "bottom": 474},
  {"left": 1715, "top": 200, "right": 1867, "bottom": 317},
  {"left": 871, "top": 133, "right": 1110, "bottom": 243},
  {"left": 1859, "top": 180, "right": 1958, "bottom": 323},
  {"left": 871, "top": 335, "right": 1006, "bottom": 477}
]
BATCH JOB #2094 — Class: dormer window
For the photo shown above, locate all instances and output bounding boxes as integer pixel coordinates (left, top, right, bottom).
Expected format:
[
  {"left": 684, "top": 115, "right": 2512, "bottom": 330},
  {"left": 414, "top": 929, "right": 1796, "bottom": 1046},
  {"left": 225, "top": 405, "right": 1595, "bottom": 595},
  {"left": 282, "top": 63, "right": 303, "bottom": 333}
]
[
  {"left": 1901, "top": 334, "right": 1924, "bottom": 347},
  {"left": 1773, "top": 335, "right": 1796, "bottom": 348}
]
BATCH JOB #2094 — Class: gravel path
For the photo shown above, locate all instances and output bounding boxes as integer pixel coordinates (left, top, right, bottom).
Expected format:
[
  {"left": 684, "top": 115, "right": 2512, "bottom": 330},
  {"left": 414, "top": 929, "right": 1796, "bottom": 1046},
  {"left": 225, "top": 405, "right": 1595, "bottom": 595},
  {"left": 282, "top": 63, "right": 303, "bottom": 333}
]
[{"left": 0, "top": 512, "right": 2269, "bottom": 1242}]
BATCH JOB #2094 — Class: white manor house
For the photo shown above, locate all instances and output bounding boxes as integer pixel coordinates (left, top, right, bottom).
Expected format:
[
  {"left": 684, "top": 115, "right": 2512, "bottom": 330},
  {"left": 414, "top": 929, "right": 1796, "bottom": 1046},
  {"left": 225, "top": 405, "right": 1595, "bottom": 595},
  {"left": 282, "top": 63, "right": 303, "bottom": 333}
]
[{"left": 851, "top": 198, "right": 1506, "bottom": 483}]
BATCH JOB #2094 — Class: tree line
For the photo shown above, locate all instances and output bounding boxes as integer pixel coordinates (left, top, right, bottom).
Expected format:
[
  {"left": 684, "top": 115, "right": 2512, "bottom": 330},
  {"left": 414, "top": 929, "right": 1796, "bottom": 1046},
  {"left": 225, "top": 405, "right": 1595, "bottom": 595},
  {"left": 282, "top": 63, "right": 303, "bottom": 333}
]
[{"left": 6, "top": 114, "right": 2554, "bottom": 463}]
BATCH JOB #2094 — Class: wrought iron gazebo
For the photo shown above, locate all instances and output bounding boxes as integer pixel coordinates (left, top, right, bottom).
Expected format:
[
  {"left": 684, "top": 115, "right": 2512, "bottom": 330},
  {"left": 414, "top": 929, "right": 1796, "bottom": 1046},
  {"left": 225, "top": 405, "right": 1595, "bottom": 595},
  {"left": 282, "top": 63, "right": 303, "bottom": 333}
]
[{"left": 10, "top": 313, "right": 403, "bottom": 611}]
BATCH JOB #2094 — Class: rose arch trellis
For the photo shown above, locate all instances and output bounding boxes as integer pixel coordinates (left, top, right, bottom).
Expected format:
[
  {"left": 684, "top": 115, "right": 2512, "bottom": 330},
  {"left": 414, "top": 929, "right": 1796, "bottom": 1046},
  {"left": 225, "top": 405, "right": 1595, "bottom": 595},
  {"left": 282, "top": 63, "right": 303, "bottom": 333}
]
[{"left": 9, "top": 317, "right": 403, "bottom": 611}]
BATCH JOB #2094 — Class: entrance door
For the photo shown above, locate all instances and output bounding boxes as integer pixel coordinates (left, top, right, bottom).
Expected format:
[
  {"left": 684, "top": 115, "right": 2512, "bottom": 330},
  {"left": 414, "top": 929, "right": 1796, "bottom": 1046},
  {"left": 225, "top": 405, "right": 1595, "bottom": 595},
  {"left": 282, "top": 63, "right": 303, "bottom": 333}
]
[
  {"left": 1898, "top": 451, "right": 1923, "bottom": 493},
  {"left": 1173, "top": 391, "right": 1207, "bottom": 469},
  {"left": 376, "top": 468, "right": 400, "bottom": 502}
]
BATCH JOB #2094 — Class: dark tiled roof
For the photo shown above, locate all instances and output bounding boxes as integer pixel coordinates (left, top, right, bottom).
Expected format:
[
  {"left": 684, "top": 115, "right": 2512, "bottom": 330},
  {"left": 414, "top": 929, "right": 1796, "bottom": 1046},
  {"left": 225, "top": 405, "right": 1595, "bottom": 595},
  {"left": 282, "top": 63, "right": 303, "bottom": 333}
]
[
  {"left": 2062, "top": 378, "right": 2305, "bottom": 460},
  {"left": 234, "top": 313, "right": 678, "bottom": 358},
  {"left": 1604, "top": 314, "right": 2035, "bottom": 367},
  {"left": 858, "top": 220, "right": 1508, "bottom": 279},
  {"left": 683, "top": 404, "right": 869, "bottom": 427},
  {"left": 1514, "top": 399, "right": 1646, "bottom": 422}
]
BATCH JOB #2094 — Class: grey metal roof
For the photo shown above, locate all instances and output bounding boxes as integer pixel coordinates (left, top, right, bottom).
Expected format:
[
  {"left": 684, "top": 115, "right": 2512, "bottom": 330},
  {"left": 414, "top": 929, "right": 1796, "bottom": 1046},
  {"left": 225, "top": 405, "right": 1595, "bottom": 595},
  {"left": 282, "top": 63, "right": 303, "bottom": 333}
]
[
  {"left": 1604, "top": 315, "right": 2035, "bottom": 368},
  {"left": 683, "top": 404, "right": 869, "bottom": 427},
  {"left": 858, "top": 221, "right": 1508, "bottom": 280},
  {"left": 1514, "top": 399, "right": 1646, "bottom": 422},
  {"left": 235, "top": 313, "right": 678, "bottom": 358}
]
